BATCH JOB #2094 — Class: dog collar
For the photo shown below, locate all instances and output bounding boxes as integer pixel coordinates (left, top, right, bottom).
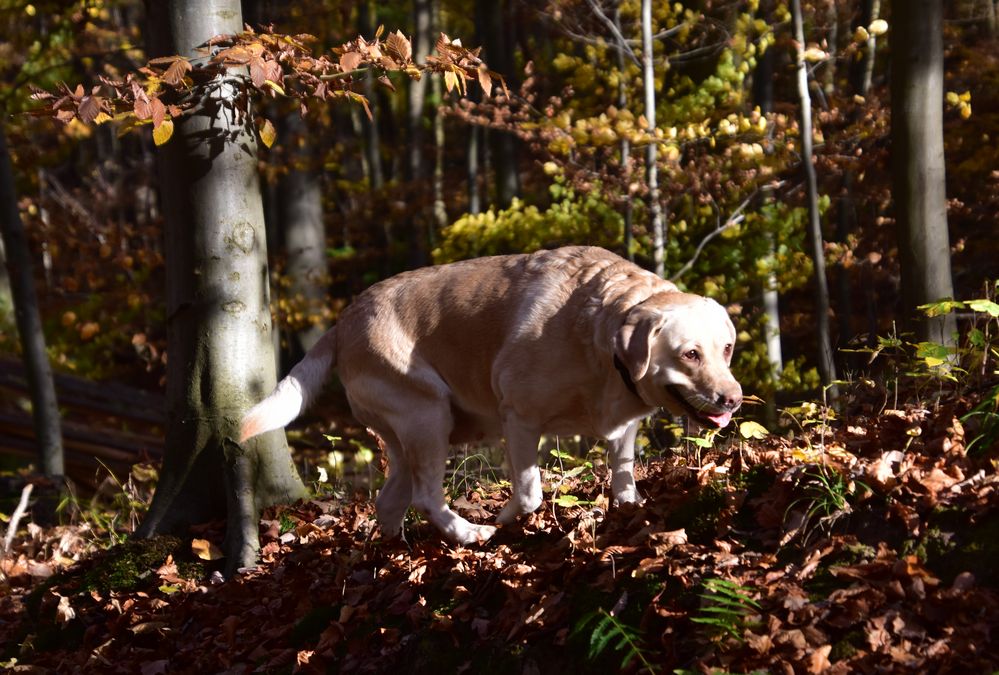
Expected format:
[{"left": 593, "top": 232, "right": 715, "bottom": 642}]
[{"left": 613, "top": 354, "right": 639, "bottom": 398}]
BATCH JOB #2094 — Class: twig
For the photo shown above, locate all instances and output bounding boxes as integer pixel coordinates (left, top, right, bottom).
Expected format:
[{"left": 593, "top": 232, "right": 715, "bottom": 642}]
[
  {"left": 670, "top": 189, "right": 759, "bottom": 282},
  {"left": 3, "top": 483, "right": 34, "bottom": 555},
  {"left": 583, "top": 0, "right": 641, "bottom": 66}
]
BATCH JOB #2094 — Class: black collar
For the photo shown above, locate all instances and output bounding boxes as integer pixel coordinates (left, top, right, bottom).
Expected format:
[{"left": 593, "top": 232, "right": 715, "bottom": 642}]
[{"left": 613, "top": 354, "right": 639, "bottom": 397}]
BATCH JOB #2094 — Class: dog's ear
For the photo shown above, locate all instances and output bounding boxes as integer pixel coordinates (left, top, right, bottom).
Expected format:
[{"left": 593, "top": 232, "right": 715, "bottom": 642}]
[{"left": 615, "top": 307, "right": 668, "bottom": 381}]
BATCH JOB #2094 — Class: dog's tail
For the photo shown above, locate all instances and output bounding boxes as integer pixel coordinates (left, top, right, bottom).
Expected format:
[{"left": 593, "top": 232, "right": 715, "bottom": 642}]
[{"left": 239, "top": 327, "right": 337, "bottom": 443}]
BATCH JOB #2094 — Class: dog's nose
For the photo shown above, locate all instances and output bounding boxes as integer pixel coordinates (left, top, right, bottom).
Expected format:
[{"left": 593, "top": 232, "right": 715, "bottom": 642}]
[{"left": 716, "top": 388, "right": 742, "bottom": 411}]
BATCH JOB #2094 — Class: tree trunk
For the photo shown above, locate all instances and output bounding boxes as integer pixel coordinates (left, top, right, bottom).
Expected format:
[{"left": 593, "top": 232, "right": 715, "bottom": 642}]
[
  {"left": 406, "top": 0, "right": 433, "bottom": 266},
  {"left": 0, "top": 121, "right": 64, "bottom": 481},
  {"left": 838, "top": 0, "right": 881, "bottom": 351},
  {"left": 792, "top": 0, "right": 838, "bottom": 393},
  {"left": 138, "top": 0, "right": 307, "bottom": 574},
  {"left": 641, "top": 0, "right": 664, "bottom": 277},
  {"left": 466, "top": 107, "right": 482, "bottom": 215},
  {"left": 614, "top": 4, "right": 634, "bottom": 262},
  {"left": 431, "top": 0, "right": 448, "bottom": 235},
  {"left": 358, "top": 1, "right": 390, "bottom": 258},
  {"left": 476, "top": 0, "right": 519, "bottom": 207},
  {"left": 890, "top": 0, "right": 957, "bottom": 346},
  {"left": 278, "top": 112, "right": 328, "bottom": 359},
  {"left": 753, "top": 0, "right": 782, "bottom": 424}
]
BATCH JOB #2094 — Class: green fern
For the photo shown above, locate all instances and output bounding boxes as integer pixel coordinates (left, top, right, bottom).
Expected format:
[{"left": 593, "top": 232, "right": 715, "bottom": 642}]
[
  {"left": 574, "top": 608, "right": 658, "bottom": 673},
  {"left": 690, "top": 578, "right": 760, "bottom": 641}
]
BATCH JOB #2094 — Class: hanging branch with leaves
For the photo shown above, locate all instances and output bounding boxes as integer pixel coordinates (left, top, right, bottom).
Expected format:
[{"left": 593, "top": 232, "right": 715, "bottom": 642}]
[{"left": 29, "top": 25, "right": 505, "bottom": 148}]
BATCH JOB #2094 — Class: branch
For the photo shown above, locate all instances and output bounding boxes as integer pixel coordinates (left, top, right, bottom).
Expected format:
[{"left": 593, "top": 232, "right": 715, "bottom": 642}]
[
  {"left": 3, "top": 483, "right": 34, "bottom": 555},
  {"left": 670, "top": 189, "right": 758, "bottom": 282},
  {"left": 583, "top": 0, "right": 641, "bottom": 66}
]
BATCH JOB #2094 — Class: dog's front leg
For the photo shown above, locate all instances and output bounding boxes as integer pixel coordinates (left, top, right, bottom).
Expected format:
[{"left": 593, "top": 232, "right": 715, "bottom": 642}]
[
  {"left": 608, "top": 419, "right": 643, "bottom": 504},
  {"left": 497, "top": 416, "right": 543, "bottom": 525}
]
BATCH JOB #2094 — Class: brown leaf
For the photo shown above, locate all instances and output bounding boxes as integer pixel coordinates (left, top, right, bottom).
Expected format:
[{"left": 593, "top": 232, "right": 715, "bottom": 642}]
[
  {"left": 150, "top": 97, "right": 166, "bottom": 129},
  {"left": 340, "top": 50, "right": 363, "bottom": 73},
  {"left": 78, "top": 95, "right": 101, "bottom": 124},
  {"left": 385, "top": 30, "right": 412, "bottom": 62},
  {"left": 477, "top": 65, "right": 493, "bottom": 98},
  {"left": 162, "top": 57, "right": 192, "bottom": 86}
]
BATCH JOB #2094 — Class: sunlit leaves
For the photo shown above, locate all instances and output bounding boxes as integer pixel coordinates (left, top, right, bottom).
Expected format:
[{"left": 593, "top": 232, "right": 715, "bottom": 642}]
[
  {"left": 152, "top": 119, "right": 173, "bottom": 146},
  {"left": 256, "top": 117, "right": 276, "bottom": 148}
]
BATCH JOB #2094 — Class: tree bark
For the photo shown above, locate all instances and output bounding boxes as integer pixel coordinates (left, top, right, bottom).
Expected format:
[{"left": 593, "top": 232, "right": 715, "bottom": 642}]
[
  {"left": 0, "top": 121, "right": 63, "bottom": 481},
  {"left": 431, "top": 0, "right": 448, "bottom": 235},
  {"left": 792, "top": 0, "right": 838, "bottom": 393},
  {"left": 406, "top": 0, "right": 433, "bottom": 265},
  {"left": 753, "top": 0, "right": 782, "bottom": 424},
  {"left": 890, "top": 0, "right": 957, "bottom": 346},
  {"left": 278, "top": 111, "right": 328, "bottom": 359},
  {"left": 476, "top": 0, "right": 519, "bottom": 207},
  {"left": 641, "top": 0, "right": 664, "bottom": 277},
  {"left": 138, "top": 0, "right": 307, "bottom": 574},
  {"left": 614, "top": 4, "right": 634, "bottom": 262}
]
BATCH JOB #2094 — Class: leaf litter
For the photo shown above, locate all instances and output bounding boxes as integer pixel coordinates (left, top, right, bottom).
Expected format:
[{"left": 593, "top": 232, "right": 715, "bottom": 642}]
[{"left": 2, "top": 378, "right": 999, "bottom": 673}]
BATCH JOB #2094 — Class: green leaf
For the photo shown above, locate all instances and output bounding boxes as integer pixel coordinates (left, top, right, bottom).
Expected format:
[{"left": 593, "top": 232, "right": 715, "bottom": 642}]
[
  {"left": 968, "top": 299, "right": 999, "bottom": 317},
  {"left": 918, "top": 299, "right": 964, "bottom": 318},
  {"left": 158, "top": 584, "right": 179, "bottom": 594}
]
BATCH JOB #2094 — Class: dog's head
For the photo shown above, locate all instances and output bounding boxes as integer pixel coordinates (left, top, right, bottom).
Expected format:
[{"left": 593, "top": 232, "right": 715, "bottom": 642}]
[{"left": 615, "top": 293, "right": 742, "bottom": 428}]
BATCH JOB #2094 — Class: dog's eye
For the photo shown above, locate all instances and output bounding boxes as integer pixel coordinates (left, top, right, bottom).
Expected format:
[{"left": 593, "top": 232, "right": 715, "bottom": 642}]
[
  {"left": 724, "top": 343, "right": 732, "bottom": 356},
  {"left": 683, "top": 349, "right": 700, "bottom": 362}
]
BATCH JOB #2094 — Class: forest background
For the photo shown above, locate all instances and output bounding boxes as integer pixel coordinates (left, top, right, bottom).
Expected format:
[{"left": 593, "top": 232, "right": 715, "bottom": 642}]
[{"left": 1, "top": 0, "right": 999, "bottom": 673}]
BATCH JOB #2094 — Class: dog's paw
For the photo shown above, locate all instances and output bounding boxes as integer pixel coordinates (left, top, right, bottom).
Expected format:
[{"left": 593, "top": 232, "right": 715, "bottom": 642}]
[
  {"left": 451, "top": 522, "right": 497, "bottom": 546},
  {"left": 612, "top": 487, "right": 645, "bottom": 506}
]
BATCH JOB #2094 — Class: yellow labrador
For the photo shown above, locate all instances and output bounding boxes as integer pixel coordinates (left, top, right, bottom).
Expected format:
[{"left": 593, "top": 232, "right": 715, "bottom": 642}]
[{"left": 241, "top": 246, "right": 742, "bottom": 544}]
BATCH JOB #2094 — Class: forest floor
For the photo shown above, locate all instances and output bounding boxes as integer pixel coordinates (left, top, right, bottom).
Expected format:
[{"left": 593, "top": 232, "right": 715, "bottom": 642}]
[{"left": 1, "top": 374, "right": 999, "bottom": 674}]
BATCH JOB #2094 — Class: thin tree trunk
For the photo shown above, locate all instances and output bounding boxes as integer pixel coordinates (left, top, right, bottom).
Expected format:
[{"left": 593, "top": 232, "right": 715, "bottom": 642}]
[
  {"left": 641, "top": 0, "right": 664, "bottom": 277},
  {"left": 358, "top": 1, "right": 390, "bottom": 257},
  {"left": 466, "top": 115, "right": 481, "bottom": 215},
  {"left": 890, "top": 0, "right": 957, "bottom": 346},
  {"left": 837, "top": 0, "right": 880, "bottom": 350},
  {"left": 476, "top": 0, "right": 519, "bottom": 207},
  {"left": 278, "top": 112, "right": 328, "bottom": 359},
  {"left": 0, "top": 121, "right": 63, "bottom": 481},
  {"left": 406, "top": 0, "right": 433, "bottom": 265},
  {"left": 753, "top": 0, "right": 782, "bottom": 424},
  {"left": 431, "top": 0, "right": 447, "bottom": 236},
  {"left": 614, "top": 4, "right": 634, "bottom": 262},
  {"left": 792, "top": 0, "right": 838, "bottom": 393},
  {"left": 138, "top": 0, "right": 307, "bottom": 574}
]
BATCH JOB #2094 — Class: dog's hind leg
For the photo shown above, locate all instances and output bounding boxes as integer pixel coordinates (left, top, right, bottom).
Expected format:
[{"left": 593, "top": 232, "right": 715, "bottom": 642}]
[
  {"left": 401, "top": 402, "right": 497, "bottom": 546},
  {"left": 496, "top": 416, "right": 543, "bottom": 525},
  {"left": 374, "top": 432, "right": 412, "bottom": 539}
]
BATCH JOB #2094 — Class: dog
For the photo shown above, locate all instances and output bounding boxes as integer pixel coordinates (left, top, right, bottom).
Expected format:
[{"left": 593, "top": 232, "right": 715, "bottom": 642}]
[{"left": 240, "top": 246, "right": 742, "bottom": 545}]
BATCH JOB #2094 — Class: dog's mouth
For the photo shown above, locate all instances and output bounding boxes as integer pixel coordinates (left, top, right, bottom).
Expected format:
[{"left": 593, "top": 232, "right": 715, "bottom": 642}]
[{"left": 665, "top": 385, "right": 734, "bottom": 429}]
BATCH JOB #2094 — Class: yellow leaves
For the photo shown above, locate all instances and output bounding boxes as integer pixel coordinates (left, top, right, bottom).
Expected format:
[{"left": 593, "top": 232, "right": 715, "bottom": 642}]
[
  {"left": 802, "top": 47, "right": 828, "bottom": 63},
  {"left": 946, "top": 91, "right": 972, "bottom": 119},
  {"left": 739, "top": 421, "right": 769, "bottom": 440},
  {"left": 853, "top": 26, "right": 870, "bottom": 43},
  {"left": 152, "top": 118, "right": 173, "bottom": 146},
  {"left": 191, "top": 538, "right": 224, "bottom": 561},
  {"left": 256, "top": 117, "right": 276, "bottom": 148}
]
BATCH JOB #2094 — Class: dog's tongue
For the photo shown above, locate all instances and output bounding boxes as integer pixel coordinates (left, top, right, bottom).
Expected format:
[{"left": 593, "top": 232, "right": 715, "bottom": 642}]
[{"left": 705, "top": 411, "right": 733, "bottom": 428}]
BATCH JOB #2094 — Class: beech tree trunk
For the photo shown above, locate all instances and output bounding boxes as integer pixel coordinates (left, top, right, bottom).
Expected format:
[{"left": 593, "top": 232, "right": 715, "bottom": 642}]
[
  {"left": 614, "top": 4, "right": 634, "bottom": 262},
  {"left": 476, "top": 0, "right": 519, "bottom": 207},
  {"left": 0, "top": 121, "right": 64, "bottom": 482},
  {"left": 278, "top": 111, "right": 328, "bottom": 359},
  {"left": 641, "top": 0, "right": 664, "bottom": 277},
  {"left": 890, "top": 0, "right": 957, "bottom": 346},
  {"left": 138, "top": 0, "right": 307, "bottom": 574},
  {"left": 792, "top": 0, "right": 838, "bottom": 393}
]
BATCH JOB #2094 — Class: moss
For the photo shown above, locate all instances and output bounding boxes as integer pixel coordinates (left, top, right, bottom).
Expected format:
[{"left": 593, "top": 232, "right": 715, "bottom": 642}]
[
  {"left": 76, "top": 535, "right": 183, "bottom": 593},
  {"left": 829, "top": 629, "right": 865, "bottom": 661}
]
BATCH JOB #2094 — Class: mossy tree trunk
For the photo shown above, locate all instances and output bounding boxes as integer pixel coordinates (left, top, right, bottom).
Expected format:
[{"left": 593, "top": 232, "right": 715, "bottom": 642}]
[{"left": 137, "top": 0, "right": 307, "bottom": 575}]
